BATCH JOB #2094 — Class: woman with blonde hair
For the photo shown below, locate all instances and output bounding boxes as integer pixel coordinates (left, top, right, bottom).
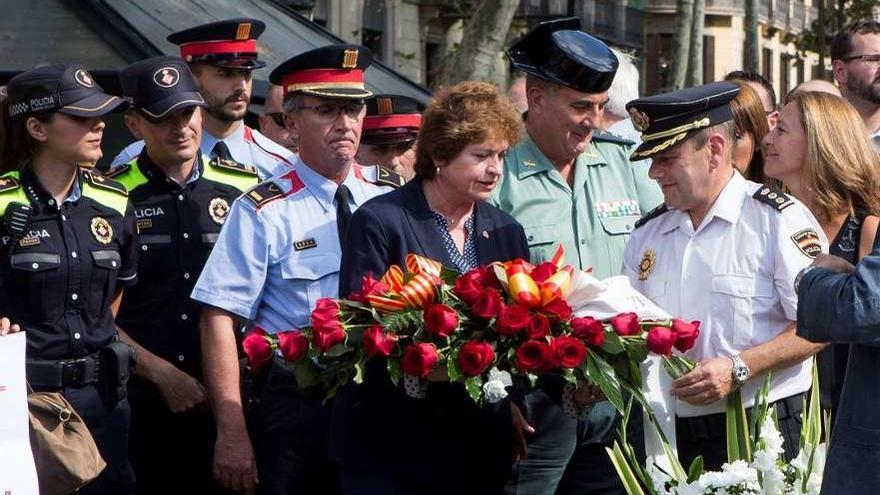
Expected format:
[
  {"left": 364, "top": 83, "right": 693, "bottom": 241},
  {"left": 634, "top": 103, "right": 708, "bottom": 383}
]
[
  {"left": 764, "top": 91, "right": 880, "bottom": 415},
  {"left": 730, "top": 81, "right": 771, "bottom": 183}
]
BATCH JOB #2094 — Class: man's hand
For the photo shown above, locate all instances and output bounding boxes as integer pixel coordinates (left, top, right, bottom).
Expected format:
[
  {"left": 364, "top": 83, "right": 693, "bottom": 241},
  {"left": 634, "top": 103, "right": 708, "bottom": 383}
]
[
  {"left": 511, "top": 402, "right": 534, "bottom": 462},
  {"left": 0, "top": 317, "right": 20, "bottom": 336},
  {"left": 153, "top": 363, "right": 207, "bottom": 413},
  {"left": 214, "top": 424, "right": 258, "bottom": 495},
  {"left": 811, "top": 253, "right": 854, "bottom": 274},
  {"left": 671, "top": 357, "right": 735, "bottom": 405}
]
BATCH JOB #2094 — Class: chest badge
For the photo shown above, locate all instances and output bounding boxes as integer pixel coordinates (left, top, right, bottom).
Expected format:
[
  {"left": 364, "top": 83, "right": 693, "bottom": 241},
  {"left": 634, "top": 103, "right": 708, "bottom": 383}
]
[
  {"left": 638, "top": 248, "right": 656, "bottom": 281},
  {"left": 209, "top": 197, "right": 231, "bottom": 225},
  {"left": 90, "top": 217, "right": 113, "bottom": 244}
]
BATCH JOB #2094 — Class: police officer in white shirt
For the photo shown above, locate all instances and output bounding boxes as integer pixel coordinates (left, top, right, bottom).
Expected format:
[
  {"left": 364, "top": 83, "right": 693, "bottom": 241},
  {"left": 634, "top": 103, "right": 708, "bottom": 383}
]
[{"left": 623, "top": 81, "right": 828, "bottom": 470}]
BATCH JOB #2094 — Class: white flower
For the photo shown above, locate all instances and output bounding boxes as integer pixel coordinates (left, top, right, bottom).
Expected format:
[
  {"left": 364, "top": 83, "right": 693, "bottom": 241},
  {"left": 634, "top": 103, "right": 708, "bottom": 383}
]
[
  {"left": 646, "top": 462, "right": 672, "bottom": 494},
  {"left": 758, "top": 415, "right": 784, "bottom": 457},
  {"left": 805, "top": 472, "right": 823, "bottom": 495},
  {"left": 482, "top": 368, "right": 511, "bottom": 403},
  {"left": 811, "top": 443, "right": 827, "bottom": 478}
]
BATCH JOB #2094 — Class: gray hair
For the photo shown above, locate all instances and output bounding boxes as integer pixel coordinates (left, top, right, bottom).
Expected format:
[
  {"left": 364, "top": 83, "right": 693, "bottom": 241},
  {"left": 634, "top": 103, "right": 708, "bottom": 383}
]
[
  {"left": 282, "top": 92, "right": 306, "bottom": 113},
  {"left": 606, "top": 47, "right": 640, "bottom": 118}
]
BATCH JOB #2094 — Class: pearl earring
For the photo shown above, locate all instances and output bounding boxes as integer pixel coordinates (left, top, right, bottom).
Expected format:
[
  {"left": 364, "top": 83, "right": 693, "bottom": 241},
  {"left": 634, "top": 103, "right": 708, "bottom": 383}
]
[{"left": 435, "top": 166, "right": 441, "bottom": 176}]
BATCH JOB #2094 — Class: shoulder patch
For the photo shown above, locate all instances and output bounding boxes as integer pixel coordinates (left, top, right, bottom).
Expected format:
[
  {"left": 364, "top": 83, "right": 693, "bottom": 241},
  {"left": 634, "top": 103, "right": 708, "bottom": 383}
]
[
  {"left": 209, "top": 156, "right": 259, "bottom": 177},
  {"left": 82, "top": 170, "right": 128, "bottom": 197},
  {"left": 0, "top": 175, "right": 21, "bottom": 194},
  {"left": 791, "top": 229, "right": 822, "bottom": 259},
  {"left": 753, "top": 186, "right": 794, "bottom": 212},
  {"left": 376, "top": 166, "right": 405, "bottom": 189},
  {"left": 634, "top": 204, "right": 669, "bottom": 229},
  {"left": 104, "top": 163, "right": 131, "bottom": 179},
  {"left": 244, "top": 181, "right": 287, "bottom": 209},
  {"left": 591, "top": 130, "right": 635, "bottom": 146}
]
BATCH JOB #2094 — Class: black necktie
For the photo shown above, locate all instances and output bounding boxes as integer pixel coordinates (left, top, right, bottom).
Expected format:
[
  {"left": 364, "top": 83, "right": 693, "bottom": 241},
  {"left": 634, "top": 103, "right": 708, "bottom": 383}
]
[
  {"left": 335, "top": 185, "right": 352, "bottom": 246},
  {"left": 212, "top": 141, "right": 232, "bottom": 161}
]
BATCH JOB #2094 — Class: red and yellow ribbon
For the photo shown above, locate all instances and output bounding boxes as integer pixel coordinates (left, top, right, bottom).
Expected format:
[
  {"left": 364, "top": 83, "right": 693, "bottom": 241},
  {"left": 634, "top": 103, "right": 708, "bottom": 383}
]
[{"left": 366, "top": 254, "right": 441, "bottom": 312}]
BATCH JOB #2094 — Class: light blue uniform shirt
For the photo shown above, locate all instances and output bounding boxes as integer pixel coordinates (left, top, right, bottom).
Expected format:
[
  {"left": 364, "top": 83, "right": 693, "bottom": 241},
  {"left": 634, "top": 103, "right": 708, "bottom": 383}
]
[
  {"left": 190, "top": 157, "right": 392, "bottom": 331},
  {"left": 110, "top": 124, "right": 293, "bottom": 180}
]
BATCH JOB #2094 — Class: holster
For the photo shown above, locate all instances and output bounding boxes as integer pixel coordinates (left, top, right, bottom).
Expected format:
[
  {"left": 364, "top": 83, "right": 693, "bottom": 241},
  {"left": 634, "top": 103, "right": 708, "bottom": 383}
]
[{"left": 98, "top": 341, "right": 136, "bottom": 406}]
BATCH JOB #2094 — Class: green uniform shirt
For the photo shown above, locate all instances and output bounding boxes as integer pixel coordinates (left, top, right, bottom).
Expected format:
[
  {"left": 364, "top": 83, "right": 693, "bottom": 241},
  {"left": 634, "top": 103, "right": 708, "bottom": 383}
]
[{"left": 491, "top": 130, "right": 663, "bottom": 278}]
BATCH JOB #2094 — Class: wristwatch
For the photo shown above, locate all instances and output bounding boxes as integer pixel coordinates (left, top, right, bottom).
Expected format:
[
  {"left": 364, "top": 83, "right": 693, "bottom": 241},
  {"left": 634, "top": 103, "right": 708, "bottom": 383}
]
[{"left": 730, "top": 354, "right": 750, "bottom": 388}]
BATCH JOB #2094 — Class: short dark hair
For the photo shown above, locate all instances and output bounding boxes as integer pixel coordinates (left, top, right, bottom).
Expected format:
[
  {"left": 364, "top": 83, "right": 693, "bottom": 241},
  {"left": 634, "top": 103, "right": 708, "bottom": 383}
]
[
  {"left": 831, "top": 21, "right": 880, "bottom": 61},
  {"left": 724, "top": 70, "right": 777, "bottom": 110}
]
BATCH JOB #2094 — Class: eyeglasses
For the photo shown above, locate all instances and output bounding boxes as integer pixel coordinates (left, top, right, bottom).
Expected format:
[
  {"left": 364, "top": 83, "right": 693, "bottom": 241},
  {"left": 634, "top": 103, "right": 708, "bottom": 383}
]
[
  {"left": 266, "top": 112, "right": 285, "bottom": 127},
  {"left": 842, "top": 53, "right": 880, "bottom": 65},
  {"left": 296, "top": 103, "right": 366, "bottom": 122}
]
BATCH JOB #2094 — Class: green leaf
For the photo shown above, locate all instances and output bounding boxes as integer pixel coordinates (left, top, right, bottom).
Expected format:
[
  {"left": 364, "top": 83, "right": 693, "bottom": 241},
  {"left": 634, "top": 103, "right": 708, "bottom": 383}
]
[
  {"left": 387, "top": 359, "right": 402, "bottom": 385},
  {"left": 624, "top": 338, "right": 649, "bottom": 364},
  {"left": 686, "top": 456, "right": 704, "bottom": 483},
  {"left": 293, "top": 359, "right": 318, "bottom": 389},
  {"left": 465, "top": 376, "right": 482, "bottom": 403},
  {"left": 605, "top": 442, "right": 649, "bottom": 495},
  {"left": 600, "top": 332, "right": 626, "bottom": 355},
  {"left": 725, "top": 389, "right": 753, "bottom": 462},
  {"left": 561, "top": 369, "right": 578, "bottom": 385},
  {"left": 325, "top": 343, "right": 353, "bottom": 358},
  {"left": 585, "top": 351, "right": 624, "bottom": 413},
  {"left": 447, "top": 348, "right": 462, "bottom": 382},
  {"left": 353, "top": 359, "right": 364, "bottom": 384}
]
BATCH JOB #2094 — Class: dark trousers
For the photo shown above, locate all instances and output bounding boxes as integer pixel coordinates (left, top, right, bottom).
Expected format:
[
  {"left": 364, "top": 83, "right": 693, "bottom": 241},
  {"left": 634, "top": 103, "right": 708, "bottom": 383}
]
[
  {"left": 505, "top": 385, "right": 642, "bottom": 495},
  {"left": 676, "top": 392, "right": 805, "bottom": 471},
  {"left": 128, "top": 377, "right": 233, "bottom": 495},
  {"left": 249, "top": 358, "right": 340, "bottom": 495},
  {"left": 60, "top": 383, "right": 136, "bottom": 495}
]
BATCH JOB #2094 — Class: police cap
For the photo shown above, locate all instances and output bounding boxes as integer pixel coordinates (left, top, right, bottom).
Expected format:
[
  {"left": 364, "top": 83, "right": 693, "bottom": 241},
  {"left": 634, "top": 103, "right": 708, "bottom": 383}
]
[
  {"left": 167, "top": 18, "right": 266, "bottom": 70},
  {"left": 120, "top": 56, "right": 207, "bottom": 123},
  {"left": 269, "top": 44, "right": 374, "bottom": 99},
  {"left": 5, "top": 64, "right": 126, "bottom": 120},
  {"left": 506, "top": 17, "right": 618, "bottom": 94},
  {"left": 626, "top": 81, "right": 741, "bottom": 161},
  {"left": 361, "top": 94, "right": 424, "bottom": 145}
]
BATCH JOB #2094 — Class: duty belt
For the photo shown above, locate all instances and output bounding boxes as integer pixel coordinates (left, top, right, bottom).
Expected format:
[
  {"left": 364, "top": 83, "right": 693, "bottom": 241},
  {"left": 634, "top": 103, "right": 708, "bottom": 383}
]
[{"left": 27, "top": 353, "right": 102, "bottom": 387}]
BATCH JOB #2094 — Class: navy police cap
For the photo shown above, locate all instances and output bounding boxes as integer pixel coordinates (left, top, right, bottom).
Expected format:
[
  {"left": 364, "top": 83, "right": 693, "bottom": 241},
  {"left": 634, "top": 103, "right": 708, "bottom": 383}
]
[
  {"left": 269, "top": 45, "right": 374, "bottom": 99},
  {"left": 5, "top": 64, "right": 126, "bottom": 120},
  {"left": 168, "top": 18, "right": 266, "bottom": 70},
  {"left": 625, "top": 81, "right": 741, "bottom": 161},
  {"left": 506, "top": 17, "right": 618, "bottom": 94},
  {"left": 361, "top": 94, "right": 424, "bottom": 145},
  {"left": 120, "top": 56, "right": 207, "bottom": 123}
]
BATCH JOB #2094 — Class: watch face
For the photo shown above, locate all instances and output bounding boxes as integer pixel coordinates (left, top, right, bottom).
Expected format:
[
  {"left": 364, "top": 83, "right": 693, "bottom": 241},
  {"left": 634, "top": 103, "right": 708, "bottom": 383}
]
[{"left": 735, "top": 367, "right": 749, "bottom": 382}]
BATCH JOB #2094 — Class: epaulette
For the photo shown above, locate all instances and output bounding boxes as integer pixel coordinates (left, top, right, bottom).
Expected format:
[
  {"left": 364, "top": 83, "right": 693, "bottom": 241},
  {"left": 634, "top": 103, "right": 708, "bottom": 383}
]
[
  {"left": 209, "top": 156, "right": 259, "bottom": 176},
  {"left": 0, "top": 175, "right": 21, "bottom": 194},
  {"left": 104, "top": 163, "right": 131, "bottom": 179},
  {"left": 376, "top": 166, "right": 405, "bottom": 189},
  {"left": 244, "top": 181, "right": 286, "bottom": 209},
  {"left": 634, "top": 204, "right": 669, "bottom": 229},
  {"left": 82, "top": 170, "right": 128, "bottom": 197},
  {"left": 591, "top": 130, "right": 635, "bottom": 146},
  {"left": 753, "top": 186, "right": 794, "bottom": 211}
]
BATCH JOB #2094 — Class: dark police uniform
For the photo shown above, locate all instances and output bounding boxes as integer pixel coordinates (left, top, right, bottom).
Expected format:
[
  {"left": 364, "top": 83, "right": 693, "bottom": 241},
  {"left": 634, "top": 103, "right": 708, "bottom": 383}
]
[
  {"left": 110, "top": 55, "right": 259, "bottom": 494},
  {"left": 2, "top": 64, "right": 137, "bottom": 494}
]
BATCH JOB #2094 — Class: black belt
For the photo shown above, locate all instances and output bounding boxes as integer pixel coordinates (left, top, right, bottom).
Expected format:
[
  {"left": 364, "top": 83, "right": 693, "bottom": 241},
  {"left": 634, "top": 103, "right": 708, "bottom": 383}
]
[
  {"left": 27, "top": 353, "right": 102, "bottom": 387},
  {"left": 676, "top": 392, "right": 805, "bottom": 441}
]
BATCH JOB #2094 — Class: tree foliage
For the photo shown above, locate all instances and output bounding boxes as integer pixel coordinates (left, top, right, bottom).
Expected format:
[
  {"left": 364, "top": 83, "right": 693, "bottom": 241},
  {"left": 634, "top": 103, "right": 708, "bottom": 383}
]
[{"left": 789, "top": 0, "right": 878, "bottom": 58}]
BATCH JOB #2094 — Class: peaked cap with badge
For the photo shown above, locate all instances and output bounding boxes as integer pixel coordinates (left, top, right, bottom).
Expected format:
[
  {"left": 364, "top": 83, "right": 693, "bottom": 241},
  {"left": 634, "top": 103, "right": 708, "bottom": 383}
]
[
  {"left": 167, "top": 18, "right": 266, "bottom": 69},
  {"left": 119, "top": 55, "right": 207, "bottom": 123},
  {"left": 5, "top": 64, "right": 127, "bottom": 120},
  {"left": 361, "top": 94, "right": 424, "bottom": 145},
  {"left": 506, "top": 17, "right": 618, "bottom": 94},
  {"left": 269, "top": 44, "right": 375, "bottom": 99},
  {"left": 625, "top": 81, "right": 741, "bottom": 161}
]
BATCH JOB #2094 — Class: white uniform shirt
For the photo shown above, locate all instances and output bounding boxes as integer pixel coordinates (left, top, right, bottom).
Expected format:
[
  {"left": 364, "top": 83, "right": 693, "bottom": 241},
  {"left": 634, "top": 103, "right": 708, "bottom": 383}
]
[{"left": 624, "top": 172, "right": 827, "bottom": 417}]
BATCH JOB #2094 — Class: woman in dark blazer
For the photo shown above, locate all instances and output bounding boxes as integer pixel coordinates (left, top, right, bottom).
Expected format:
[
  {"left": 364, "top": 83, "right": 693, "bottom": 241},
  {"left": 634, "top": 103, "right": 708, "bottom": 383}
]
[{"left": 332, "top": 81, "right": 529, "bottom": 495}]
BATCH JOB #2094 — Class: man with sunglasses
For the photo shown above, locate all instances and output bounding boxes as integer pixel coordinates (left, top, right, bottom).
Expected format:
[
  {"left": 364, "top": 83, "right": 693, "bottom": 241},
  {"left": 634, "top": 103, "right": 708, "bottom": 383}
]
[
  {"left": 831, "top": 21, "right": 880, "bottom": 150},
  {"left": 111, "top": 19, "right": 293, "bottom": 179},
  {"left": 259, "top": 84, "right": 298, "bottom": 154},
  {"left": 192, "top": 44, "right": 395, "bottom": 495},
  {"left": 355, "top": 94, "right": 424, "bottom": 182}
]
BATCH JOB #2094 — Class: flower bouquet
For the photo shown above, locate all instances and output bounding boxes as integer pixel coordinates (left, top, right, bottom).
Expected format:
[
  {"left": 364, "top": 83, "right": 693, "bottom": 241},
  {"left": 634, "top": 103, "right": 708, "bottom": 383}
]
[{"left": 241, "top": 247, "right": 701, "bottom": 411}]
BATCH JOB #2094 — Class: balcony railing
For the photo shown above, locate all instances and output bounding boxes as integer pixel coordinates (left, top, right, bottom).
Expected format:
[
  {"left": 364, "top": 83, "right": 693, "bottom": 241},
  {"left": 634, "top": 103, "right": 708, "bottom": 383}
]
[
  {"left": 790, "top": 2, "right": 805, "bottom": 33},
  {"left": 643, "top": 0, "right": 744, "bottom": 15},
  {"left": 773, "top": 0, "right": 790, "bottom": 29}
]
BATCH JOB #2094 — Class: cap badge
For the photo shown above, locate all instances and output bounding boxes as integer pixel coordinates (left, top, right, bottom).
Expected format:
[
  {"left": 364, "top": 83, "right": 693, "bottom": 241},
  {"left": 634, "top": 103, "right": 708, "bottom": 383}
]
[
  {"left": 90, "top": 217, "right": 113, "bottom": 245},
  {"left": 628, "top": 107, "right": 650, "bottom": 132},
  {"left": 377, "top": 97, "right": 394, "bottom": 116},
  {"left": 342, "top": 50, "right": 359, "bottom": 69},
  {"left": 209, "top": 197, "right": 230, "bottom": 225},
  {"left": 74, "top": 69, "right": 95, "bottom": 88},
  {"left": 236, "top": 22, "right": 252, "bottom": 41},
  {"left": 638, "top": 248, "right": 656, "bottom": 281},
  {"left": 153, "top": 67, "right": 180, "bottom": 88}
]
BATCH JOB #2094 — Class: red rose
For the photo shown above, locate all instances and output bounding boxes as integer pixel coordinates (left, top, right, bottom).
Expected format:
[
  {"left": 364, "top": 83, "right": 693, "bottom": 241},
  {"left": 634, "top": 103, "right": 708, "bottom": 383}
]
[
  {"left": 530, "top": 262, "right": 557, "bottom": 284},
  {"left": 312, "top": 320, "right": 346, "bottom": 352},
  {"left": 570, "top": 316, "right": 606, "bottom": 347},
  {"left": 423, "top": 304, "right": 459, "bottom": 338},
  {"left": 472, "top": 288, "right": 504, "bottom": 319},
  {"left": 401, "top": 343, "right": 439, "bottom": 377},
  {"left": 551, "top": 336, "right": 587, "bottom": 368},
  {"left": 457, "top": 340, "right": 495, "bottom": 377},
  {"left": 242, "top": 327, "right": 274, "bottom": 373},
  {"left": 671, "top": 319, "right": 701, "bottom": 352},
  {"left": 349, "top": 274, "right": 390, "bottom": 302},
  {"left": 478, "top": 266, "right": 502, "bottom": 289},
  {"left": 362, "top": 325, "right": 397, "bottom": 358},
  {"left": 311, "top": 298, "right": 341, "bottom": 327},
  {"left": 528, "top": 313, "right": 551, "bottom": 339},
  {"left": 453, "top": 273, "right": 484, "bottom": 305},
  {"left": 516, "top": 340, "right": 555, "bottom": 373},
  {"left": 543, "top": 298, "right": 573, "bottom": 322},
  {"left": 497, "top": 304, "right": 531, "bottom": 336},
  {"left": 610, "top": 312, "right": 641, "bottom": 336},
  {"left": 277, "top": 331, "right": 309, "bottom": 361},
  {"left": 646, "top": 326, "right": 677, "bottom": 356}
]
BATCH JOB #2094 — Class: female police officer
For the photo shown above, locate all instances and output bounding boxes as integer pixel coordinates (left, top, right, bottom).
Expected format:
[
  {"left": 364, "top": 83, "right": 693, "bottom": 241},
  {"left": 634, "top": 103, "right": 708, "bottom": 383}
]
[{"left": 0, "top": 64, "right": 139, "bottom": 493}]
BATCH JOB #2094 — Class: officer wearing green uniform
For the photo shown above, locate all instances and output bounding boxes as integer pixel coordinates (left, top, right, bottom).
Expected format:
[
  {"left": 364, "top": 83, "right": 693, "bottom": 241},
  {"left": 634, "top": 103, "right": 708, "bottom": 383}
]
[{"left": 492, "top": 18, "right": 661, "bottom": 495}]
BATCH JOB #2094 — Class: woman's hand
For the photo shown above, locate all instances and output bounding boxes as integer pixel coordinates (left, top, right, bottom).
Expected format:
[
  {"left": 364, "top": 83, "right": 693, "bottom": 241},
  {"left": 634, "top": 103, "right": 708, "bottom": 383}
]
[
  {"left": 0, "top": 317, "right": 20, "bottom": 336},
  {"left": 511, "top": 402, "right": 534, "bottom": 462}
]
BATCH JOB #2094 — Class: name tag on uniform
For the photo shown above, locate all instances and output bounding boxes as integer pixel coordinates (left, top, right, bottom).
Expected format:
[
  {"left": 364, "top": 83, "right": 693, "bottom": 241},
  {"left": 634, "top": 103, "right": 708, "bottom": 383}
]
[
  {"left": 294, "top": 238, "right": 317, "bottom": 251},
  {"left": 595, "top": 199, "right": 641, "bottom": 218}
]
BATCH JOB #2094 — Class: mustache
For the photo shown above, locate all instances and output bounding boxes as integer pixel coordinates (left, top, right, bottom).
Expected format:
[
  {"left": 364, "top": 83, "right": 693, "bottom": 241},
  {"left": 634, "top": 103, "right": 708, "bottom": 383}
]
[{"left": 225, "top": 91, "right": 249, "bottom": 104}]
